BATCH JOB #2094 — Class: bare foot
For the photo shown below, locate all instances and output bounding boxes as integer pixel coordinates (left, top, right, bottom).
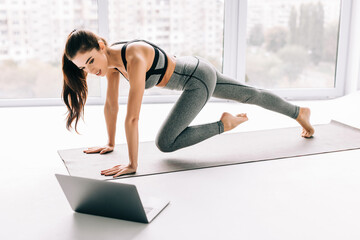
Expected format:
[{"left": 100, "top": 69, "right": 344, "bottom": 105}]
[
  {"left": 220, "top": 112, "right": 248, "bottom": 132},
  {"left": 296, "top": 107, "right": 315, "bottom": 138}
]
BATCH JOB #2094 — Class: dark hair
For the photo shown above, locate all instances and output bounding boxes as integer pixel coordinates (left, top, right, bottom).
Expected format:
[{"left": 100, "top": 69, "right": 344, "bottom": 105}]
[{"left": 62, "top": 29, "right": 107, "bottom": 132}]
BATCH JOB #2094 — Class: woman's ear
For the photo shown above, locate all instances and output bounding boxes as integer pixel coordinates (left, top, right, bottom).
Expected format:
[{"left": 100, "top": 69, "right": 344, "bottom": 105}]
[{"left": 98, "top": 40, "right": 105, "bottom": 51}]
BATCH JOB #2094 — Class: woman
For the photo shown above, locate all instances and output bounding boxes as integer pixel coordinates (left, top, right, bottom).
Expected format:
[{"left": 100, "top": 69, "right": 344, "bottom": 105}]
[{"left": 62, "top": 29, "right": 314, "bottom": 178}]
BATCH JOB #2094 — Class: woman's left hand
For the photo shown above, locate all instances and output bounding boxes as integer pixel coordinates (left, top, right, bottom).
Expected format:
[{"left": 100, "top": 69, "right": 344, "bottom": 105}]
[{"left": 101, "top": 164, "right": 137, "bottom": 178}]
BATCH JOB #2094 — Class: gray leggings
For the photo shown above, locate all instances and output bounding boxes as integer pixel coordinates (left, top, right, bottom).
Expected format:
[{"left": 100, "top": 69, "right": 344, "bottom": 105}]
[{"left": 155, "top": 56, "right": 300, "bottom": 152}]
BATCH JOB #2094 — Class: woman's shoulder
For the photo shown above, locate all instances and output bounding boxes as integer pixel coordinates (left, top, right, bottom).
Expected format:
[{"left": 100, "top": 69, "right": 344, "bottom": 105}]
[{"left": 126, "top": 41, "right": 155, "bottom": 58}]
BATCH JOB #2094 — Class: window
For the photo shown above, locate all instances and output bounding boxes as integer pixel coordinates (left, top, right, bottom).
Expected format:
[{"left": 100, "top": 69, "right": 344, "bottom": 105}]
[
  {"left": 107, "top": 0, "right": 225, "bottom": 97},
  {"left": 246, "top": 0, "right": 341, "bottom": 89},
  {"left": 0, "top": 0, "right": 100, "bottom": 100},
  {"left": 0, "top": 0, "right": 354, "bottom": 106}
]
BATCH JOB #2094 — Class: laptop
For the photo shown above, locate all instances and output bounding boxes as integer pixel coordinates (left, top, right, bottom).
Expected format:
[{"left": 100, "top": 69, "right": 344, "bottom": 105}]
[{"left": 55, "top": 174, "right": 169, "bottom": 223}]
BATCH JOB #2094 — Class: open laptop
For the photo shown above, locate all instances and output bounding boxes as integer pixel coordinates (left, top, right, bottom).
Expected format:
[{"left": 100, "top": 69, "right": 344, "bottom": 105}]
[{"left": 55, "top": 174, "right": 169, "bottom": 223}]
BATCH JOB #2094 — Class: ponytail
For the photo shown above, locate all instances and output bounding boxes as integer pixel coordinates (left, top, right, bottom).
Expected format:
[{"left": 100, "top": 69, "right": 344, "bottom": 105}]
[
  {"left": 62, "top": 53, "right": 88, "bottom": 132},
  {"left": 62, "top": 29, "right": 107, "bottom": 133}
]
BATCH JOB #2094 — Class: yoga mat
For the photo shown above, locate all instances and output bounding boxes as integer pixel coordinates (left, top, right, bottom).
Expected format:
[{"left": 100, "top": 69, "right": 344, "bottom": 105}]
[{"left": 58, "top": 120, "right": 360, "bottom": 180}]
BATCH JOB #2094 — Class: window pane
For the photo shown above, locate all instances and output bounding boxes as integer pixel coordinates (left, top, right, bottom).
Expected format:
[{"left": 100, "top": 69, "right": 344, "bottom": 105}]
[
  {"left": 108, "top": 0, "right": 224, "bottom": 96},
  {"left": 246, "top": 0, "right": 341, "bottom": 89},
  {"left": 0, "top": 0, "right": 100, "bottom": 99}
]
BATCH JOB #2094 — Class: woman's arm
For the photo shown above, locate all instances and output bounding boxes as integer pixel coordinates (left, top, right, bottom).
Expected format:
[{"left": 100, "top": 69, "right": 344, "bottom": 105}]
[
  {"left": 123, "top": 46, "right": 146, "bottom": 169},
  {"left": 104, "top": 70, "right": 120, "bottom": 147},
  {"left": 101, "top": 44, "right": 147, "bottom": 177},
  {"left": 84, "top": 69, "right": 120, "bottom": 154}
]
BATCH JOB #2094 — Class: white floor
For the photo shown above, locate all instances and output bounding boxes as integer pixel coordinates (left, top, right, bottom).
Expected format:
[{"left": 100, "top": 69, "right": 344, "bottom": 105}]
[{"left": 1, "top": 92, "right": 360, "bottom": 240}]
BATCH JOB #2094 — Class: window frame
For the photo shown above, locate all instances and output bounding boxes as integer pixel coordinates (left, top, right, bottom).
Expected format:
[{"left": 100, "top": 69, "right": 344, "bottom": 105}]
[
  {"left": 0, "top": 0, "right": 355, "bottom": 107},
  {"left": 231, "top": 0, "right": 352, "bottom": 101}
]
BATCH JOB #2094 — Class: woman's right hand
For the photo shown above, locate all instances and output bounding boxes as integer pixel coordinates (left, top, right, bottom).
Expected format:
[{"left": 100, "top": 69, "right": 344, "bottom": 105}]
[{"left": 83, "top": 144, "right": 114, "bottom": 154}]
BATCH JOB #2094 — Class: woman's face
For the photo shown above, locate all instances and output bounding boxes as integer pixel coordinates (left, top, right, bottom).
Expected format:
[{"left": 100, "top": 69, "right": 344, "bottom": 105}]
[{"left": 71, "top": 46, "right": 108, "bottom": 77}]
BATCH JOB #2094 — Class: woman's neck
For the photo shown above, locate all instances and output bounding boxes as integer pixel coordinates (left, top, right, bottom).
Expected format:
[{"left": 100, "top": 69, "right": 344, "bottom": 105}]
[{"left": 106, "top": 47, "right": 124, "bottom": 69}]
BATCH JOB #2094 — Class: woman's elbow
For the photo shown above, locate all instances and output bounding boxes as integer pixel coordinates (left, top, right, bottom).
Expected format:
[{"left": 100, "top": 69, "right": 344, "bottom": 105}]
[
  {"left": 104, "top": 102, "right": 119, "bottom": 113},
  {"left": 125, "top": 116, "right": 139, "bottom": 124}
]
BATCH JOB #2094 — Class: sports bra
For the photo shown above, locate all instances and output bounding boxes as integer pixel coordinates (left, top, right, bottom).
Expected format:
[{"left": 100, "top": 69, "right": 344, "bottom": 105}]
[{"left": 111, "top": 40, "right": 168, "bottom": 89}]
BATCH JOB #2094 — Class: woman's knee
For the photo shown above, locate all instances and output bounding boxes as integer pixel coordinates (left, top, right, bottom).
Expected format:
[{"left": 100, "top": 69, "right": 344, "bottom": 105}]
[{"left": 155, "top": 135, "right": 176, "bottom": 153}]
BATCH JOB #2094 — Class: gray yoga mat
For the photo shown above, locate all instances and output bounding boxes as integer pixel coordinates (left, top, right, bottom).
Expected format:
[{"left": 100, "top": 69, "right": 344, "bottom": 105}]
[{"left": 58, "top": 120, "right": 360, "bottom": 180}]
